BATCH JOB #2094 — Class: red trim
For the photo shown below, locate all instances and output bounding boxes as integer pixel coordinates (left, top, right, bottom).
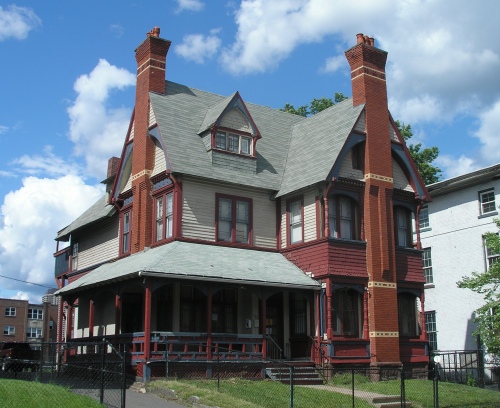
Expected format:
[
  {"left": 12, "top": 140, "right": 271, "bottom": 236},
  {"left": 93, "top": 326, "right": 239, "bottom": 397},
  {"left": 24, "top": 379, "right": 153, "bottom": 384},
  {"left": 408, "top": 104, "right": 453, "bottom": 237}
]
[
  {"left": 152, "top": 187, "right": 175, "bottom": 244},
  {"left": 115, "top": 294, "right": 121, "bottom": 335},
  {"left": 215, "top": 193, "right": 253, "bottom": 245},
  {"left": 144, "top": 280, "right": 152, "bottom": 362},
  {"left": 207, "top": 286, "right": 212, "bottom": 360},
  {"left": 276, "top": 197, "right": 282, "bottom": 250},
  {"left": 315, "top": 196, "right": 321, "bottom": 240}
]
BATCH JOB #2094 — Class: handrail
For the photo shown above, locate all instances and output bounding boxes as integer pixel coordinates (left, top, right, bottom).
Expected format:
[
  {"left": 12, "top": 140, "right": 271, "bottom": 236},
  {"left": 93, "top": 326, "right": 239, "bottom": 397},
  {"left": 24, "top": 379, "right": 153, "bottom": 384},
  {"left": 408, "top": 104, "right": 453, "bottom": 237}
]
[
  {"left": 308, "top": 335, "right": 327, "bottom": 367},
  {"left": 266, "top": 335, "right": 284, "bottom": 360}
]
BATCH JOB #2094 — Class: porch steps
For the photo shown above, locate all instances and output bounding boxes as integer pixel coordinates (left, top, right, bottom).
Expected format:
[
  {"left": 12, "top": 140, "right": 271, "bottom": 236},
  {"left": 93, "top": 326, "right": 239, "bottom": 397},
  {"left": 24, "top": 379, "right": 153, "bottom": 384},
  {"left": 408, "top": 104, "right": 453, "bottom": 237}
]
[
  {"left": 266, "top": 362, "right": 325, "bottom": 385},
  {"left": 371, "top": 396, "right": 413, "bottom": 407}
]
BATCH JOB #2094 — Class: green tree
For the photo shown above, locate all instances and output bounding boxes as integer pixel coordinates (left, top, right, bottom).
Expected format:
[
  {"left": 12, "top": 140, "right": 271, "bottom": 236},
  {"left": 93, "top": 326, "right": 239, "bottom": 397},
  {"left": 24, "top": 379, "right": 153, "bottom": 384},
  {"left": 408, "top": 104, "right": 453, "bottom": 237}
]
[
  {"left": 280, "top": 93, "right": 347, "bottom": 117},
  {"left": 395, "top": 120, "right": 442, "bottom": 185},
  {"left": 457, "top": 225, "right": 500, "bottom": 354}
]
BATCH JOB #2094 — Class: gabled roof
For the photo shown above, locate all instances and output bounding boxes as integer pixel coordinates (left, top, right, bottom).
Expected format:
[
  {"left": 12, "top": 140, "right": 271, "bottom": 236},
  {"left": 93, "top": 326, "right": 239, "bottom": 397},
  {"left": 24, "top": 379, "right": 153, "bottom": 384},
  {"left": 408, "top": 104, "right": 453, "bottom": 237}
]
[
  {"left": 197, "top": 92, "right": 237, "bottom": 134},
  {"left": 55, "top": 241, "right": 320, "bottom": 295},
  {"left": 150, "top": 82, "right": 305, "bottom": 190},
  {"left": 277, "top": 99, "right": 364, "bottom": 197},
  {"left": 56, "top": 195, "right": 116, "bottom": 241}
]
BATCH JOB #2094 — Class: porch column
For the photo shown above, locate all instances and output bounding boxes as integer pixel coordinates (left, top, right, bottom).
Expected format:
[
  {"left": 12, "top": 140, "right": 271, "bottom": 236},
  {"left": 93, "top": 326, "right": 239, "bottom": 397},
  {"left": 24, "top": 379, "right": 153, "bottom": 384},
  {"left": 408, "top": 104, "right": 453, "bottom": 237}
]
[
  {"left": 312, "top": 290, "right": 320, "bottom": 361},
  {"left": 144, "top": 280, "right": 152, "bottom": 361},
  {"left": 115, "top": 294, "right": 121, "bottom": 334},
  {"left": 420, "top": 290, "right": 426, "bottom": 341},
  {"left": 207, "top": 286, "right": 212, "bottom": 360},
  {"left": 326, "top": 281, "right": 333, "bottom": 339},
  {"left": 261, "top": 288, "right": 267, "bottom": 359},
  {"left": 66, "top": 303, "right": 73, "bottom": 341},
  {"left": 89, "top": 299, "right": 95, "bottom": 338},
  {"left": 57, "top": 294, "right": 64, "bottom": 343}
]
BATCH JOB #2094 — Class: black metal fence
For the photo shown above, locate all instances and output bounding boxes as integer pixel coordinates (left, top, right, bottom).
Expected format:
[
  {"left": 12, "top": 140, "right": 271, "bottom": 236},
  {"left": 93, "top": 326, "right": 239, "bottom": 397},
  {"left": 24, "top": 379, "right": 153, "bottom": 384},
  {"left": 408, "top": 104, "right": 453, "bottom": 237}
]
[{"left": 0, "top": 340, "right": 126, "bottom": 408}]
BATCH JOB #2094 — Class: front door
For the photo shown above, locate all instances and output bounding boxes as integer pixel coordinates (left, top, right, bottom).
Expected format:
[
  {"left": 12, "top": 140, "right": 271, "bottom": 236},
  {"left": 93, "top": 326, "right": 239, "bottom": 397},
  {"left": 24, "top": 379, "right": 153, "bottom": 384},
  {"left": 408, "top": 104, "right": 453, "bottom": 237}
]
[
  {"left": 289, "top": 292, "right": 309, "bottom": 358},
  {"left": 266, "top": 292, "right": 284, "bottom": 359}
]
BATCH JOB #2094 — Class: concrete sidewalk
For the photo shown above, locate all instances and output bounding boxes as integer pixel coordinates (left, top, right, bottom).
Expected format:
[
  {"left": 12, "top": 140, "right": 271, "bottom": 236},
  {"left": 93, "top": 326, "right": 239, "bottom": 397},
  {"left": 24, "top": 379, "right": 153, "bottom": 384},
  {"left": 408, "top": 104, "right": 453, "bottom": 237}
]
[{"left": 126, "top": 388, "right": 186, "bottom": 408}]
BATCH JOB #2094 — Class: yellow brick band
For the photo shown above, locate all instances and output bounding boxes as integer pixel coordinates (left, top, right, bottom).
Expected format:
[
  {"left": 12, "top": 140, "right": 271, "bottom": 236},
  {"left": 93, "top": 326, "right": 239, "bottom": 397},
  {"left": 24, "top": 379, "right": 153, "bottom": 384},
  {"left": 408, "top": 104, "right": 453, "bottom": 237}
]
[
  {"left": 131, "top": 169, "right": 152, "bottom": 181},
  {"left": 369, "top": 332, "right": 399, "bottom": 338},
  {"left": 368, "top": 281, "right": 397, "bottom": 289},
  {"left": 365, "top": 173, "right": 393, "bottom": 183}
]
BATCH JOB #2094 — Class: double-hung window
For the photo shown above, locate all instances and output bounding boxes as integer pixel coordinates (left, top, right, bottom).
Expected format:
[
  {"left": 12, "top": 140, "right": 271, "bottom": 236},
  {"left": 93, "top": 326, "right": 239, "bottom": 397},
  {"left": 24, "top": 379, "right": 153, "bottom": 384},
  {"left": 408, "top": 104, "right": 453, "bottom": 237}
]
[
  {"left": 425, "top": 311, "right": 438, "bottom": 351},
  {"left": 328, "top": 195, "right": 359, "bottom": 240},
  {"left": 4, "top": 307, "right": 15, "bottom": 317},
  {"left": 71, "top": 242, "right": 78, "bottom": 271},
  {"left": 422, "top": 248, "right": 433, "bottom": 284},
  {"left": 332, "top": 289, "right": 361, "bottom": 337},
  {"left": 419, "top": 206, "right": 429, "bottom": 229},
  {"left": 27, "top": 327, "right": 42, "bottom": 338},
  {"left": 215, "top": 131, "right": 252, "bottom": 156},
  {"left": 398, "top": 293, "right": 418, "bottom": 337},
  {"left": 121, "top": 210, "right": 131, "bottom": 255},
  {"left": 155, "top": 191, "right": 173, "bottom": 242},
  {"left": 288, "top": 198, "right": 303, "bottom": 244},
  {"left": 3, "top": 326, "right": 15, "bottom": 336},
  {"left": 217, "top": 194, "right": 251, "bottom": 244},
  {"left": 484, "top": 234, "right": 500, "bottom": 269},
  {"left": 28, "top": 308, "right": 43, "bottom": 320},
  {"left": 394, "top": 206, "right": 412, "bottom": 247},
  {"left": 479, "top": 189, "right": 496, "bottom": 215}
]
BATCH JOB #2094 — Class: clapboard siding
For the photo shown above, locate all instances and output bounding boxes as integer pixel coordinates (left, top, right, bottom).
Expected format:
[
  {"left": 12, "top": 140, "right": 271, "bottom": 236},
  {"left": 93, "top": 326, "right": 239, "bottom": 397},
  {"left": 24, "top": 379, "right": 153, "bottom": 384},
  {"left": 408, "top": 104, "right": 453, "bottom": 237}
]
[
  {"left": 78, "top": 216, "right": 119, "bottom": 270},
  {"left": 339, "top": 149, "right": 364, "bottom": 181},
  {"left": 393, "top": 159, "right": 414, "bottom": 192},
  {"left": 182, "top": 177, "right": 276, "bottom": 248},
  {"left": 152, "top": 139, "right": 166, "bottom": 176},
  {"left": 149, "top": 103, "right": 156, "bottom": 127},
  {"left": 220, "top": 108, "right": 251, "bottom": 133},
  {"left": 396, "top": 247, "right": 425, "bottom": 283},
  {"left": 354, "top": 111, "right": 365, "bottom": 133}
]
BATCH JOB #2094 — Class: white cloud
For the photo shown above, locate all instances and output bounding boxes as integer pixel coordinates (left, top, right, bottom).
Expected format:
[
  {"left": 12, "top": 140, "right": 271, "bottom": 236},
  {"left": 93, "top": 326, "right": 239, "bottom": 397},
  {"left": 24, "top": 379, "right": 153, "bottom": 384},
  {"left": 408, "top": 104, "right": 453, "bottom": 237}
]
[
  {"left": 175, "top": 30, "right": 222, "bottom": 64},
  {"left": 67, "top": 59, "right": 135, "bottom": 179},
  {"left": 11, "top": 291, "right": 29, "bottom": 301},
  {"left": 109, "top": 24, "right": 124, "bottom": 38},
  {"left": 0, "top": 125, "right": 8, "bottom": 134},
  {"left": 13, "top": 146, "right": 81, "bottom": 177},
  {"left": 474, "top": 99, "right": 500, "bottom": 164},
  {"left": 321, "top": 55, "right": 345, "bottom": 73},
  {"left": 0, "top": 175, "right": 103, "bottom": 302},
  {"left": 0, "top": 5, "right": 41, "bottom": 41},
  {"left": 436, "top": 155, "right": 479, "bottom": 180},
  {"left": 176, "top": 0, "right": 204, "bottom": 13}
]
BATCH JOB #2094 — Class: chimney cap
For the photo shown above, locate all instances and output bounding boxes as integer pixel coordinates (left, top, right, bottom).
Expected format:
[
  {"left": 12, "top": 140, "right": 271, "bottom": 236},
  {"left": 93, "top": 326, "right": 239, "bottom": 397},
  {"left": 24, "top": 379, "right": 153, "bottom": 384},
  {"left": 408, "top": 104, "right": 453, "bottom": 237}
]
[
  {"left": 356, "top": 33, "right": 375, "bottom": 47},
  {"left": 147, "top": 26, "right": 160, "bottom": 38}
]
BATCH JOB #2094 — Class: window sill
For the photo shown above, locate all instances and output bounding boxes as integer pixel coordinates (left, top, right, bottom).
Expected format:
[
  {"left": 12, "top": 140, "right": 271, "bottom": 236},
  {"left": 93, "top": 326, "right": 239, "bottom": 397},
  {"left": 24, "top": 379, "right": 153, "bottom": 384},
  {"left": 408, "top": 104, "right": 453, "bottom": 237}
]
[
  {"left": 424, "top": 283, "right": 435, "bottom": 289},
  {"left": 420, "top": 227, "right": 432, "bottom": 233},
  {"left": 478, "top": 211, "right": 498, "bottom": 219}
]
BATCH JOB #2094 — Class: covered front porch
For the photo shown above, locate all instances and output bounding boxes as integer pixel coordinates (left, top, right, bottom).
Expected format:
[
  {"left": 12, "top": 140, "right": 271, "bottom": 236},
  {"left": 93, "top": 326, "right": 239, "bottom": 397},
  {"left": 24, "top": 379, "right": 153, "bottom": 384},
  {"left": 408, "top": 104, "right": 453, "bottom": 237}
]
[{"left": 56, "top": 241, "right": 321, "bottom": 378}]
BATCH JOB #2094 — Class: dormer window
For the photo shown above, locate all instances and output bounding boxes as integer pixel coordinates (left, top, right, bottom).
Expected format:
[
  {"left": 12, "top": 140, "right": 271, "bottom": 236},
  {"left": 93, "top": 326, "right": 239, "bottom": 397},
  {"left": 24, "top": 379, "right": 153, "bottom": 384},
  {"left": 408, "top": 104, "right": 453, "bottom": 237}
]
[{"left": 215, "top": 130, "right": 252, "bottom": 156}]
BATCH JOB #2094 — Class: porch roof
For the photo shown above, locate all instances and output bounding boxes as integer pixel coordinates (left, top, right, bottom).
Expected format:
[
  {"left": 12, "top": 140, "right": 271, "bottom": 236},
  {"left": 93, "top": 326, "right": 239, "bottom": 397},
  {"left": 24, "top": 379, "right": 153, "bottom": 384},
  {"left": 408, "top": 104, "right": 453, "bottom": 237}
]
[{"left": 55, "top": 241, "right": 320, "bottom": 295}]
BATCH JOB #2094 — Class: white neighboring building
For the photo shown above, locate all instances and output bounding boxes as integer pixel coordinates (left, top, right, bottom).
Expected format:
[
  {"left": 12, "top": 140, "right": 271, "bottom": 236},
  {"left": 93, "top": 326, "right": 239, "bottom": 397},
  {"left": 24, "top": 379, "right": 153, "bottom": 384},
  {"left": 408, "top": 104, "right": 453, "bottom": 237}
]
[{"left": 419, "top": 164, "right": 500, "bottom": 372}]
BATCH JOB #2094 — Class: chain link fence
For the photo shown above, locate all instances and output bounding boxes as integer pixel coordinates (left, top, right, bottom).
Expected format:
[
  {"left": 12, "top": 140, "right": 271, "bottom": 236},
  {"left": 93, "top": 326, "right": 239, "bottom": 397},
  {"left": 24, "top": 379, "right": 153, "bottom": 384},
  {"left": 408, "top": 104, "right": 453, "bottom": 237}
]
[{"left": 0, "top": 340, "right": 126, "bottom": 408}]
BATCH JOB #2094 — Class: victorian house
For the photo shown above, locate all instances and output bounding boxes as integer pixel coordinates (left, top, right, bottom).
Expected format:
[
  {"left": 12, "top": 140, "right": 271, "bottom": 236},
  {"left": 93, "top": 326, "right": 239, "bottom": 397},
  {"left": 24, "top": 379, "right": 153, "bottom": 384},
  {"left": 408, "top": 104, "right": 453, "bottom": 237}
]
[{"left": 54, "top": 28, "right": 430, "bottom": 379}]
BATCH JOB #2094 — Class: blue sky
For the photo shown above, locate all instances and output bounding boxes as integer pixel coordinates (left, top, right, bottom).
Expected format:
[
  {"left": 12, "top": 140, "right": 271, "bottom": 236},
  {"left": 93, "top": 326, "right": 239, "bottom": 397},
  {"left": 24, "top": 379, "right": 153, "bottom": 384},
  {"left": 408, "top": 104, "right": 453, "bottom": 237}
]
[{"left": 1, "top": 0, "right": 500, "bottom": 302}]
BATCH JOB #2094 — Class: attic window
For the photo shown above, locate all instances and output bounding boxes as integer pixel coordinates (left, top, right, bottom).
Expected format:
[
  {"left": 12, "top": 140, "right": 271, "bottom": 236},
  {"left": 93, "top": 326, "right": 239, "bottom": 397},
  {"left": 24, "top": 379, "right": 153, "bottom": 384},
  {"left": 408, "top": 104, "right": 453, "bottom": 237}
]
[{"left": 215, "top": 130, "right": 252, "bottom": 156}]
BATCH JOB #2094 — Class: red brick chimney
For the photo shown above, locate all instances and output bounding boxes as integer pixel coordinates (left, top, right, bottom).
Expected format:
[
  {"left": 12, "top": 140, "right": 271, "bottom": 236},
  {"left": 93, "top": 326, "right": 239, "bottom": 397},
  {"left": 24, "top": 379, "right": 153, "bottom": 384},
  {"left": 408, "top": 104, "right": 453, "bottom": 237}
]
[
  {"left": 346, "top": 34, "right": 400, "bottom": 366},
  {"left": 131, "top": 27, "right": 171, "bottom": 253}
]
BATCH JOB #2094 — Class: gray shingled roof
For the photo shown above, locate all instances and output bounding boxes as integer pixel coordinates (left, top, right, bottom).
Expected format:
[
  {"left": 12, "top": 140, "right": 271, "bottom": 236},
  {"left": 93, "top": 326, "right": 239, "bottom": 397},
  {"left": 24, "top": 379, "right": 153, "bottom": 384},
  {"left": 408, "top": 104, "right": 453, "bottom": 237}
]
[
  {"left": 150, "top": 82, "right": 306, "bottom": 191},
  {"left": 197, "top": 92, "right": 237, "bottom": 134},
  {"left": 55, "top": 241, "right": 320, "bottom": 295},
  {"left": 277, "top": 99, "right": 364, "bottom": 197},
  {"left": 56, "top": 195, "right": 116, "bottom": 241}
]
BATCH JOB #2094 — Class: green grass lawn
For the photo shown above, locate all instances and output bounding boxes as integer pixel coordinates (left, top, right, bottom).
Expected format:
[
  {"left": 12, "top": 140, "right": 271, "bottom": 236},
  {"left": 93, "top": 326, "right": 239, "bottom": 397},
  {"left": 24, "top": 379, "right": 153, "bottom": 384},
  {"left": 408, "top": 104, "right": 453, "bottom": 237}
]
[
  {"left": 0, "top": 379, "right": 105, "bottom": 408},
  {"left": 147, "top": 377, "right": 500, "bottom": 408}
]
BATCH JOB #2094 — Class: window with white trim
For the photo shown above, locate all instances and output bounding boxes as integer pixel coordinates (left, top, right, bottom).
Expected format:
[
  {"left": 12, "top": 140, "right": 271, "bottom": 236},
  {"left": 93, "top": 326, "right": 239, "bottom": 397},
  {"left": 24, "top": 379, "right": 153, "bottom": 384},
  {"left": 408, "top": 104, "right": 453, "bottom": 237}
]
[
  {"left": 484, "top": 234, "right": 499, "bottom": 270},
  {"left": 288, "top": 198, "right": 303, "bottom": 244},
  {"left": 28, "top": 308, "right": 43, "bottom": 320},
  {"left": 215, "top": 131, "right": 252, "bottom": 155},
  {"left": 217, "top": 195, "right": 251, "bottom": 244},
  {"left": 4, "top": 307, "right": 16, "bottom": 317},
  {"left": 3, "top": 326, "right": 15, "bottom": 336},
  {"left": 479, "top": 189, "right": 496, "bottom": 215},
  {"left": 419, "top": 206, "right": 429, "bottom": 229},
  {"left": 425, "top": 311, "right": 438, "bottom": 351},
  {"left": 155, "top": 191, "right": 173, "bottom": 242},
  {"left": 422, "top": 248, "right": 433, "bottom": 284},
  {"left": 27, "top": 327, "right": 42, "bottom": 338},
  {"left": 121, "top": 210, "right": 131, "bottom": 254}
]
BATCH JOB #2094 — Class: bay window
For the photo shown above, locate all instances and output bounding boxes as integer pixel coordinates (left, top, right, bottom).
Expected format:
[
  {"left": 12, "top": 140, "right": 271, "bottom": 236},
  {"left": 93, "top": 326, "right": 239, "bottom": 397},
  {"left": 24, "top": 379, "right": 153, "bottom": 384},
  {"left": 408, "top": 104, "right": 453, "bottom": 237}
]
[
  {"left": 155, "top": 191, "right": 173, "bottom": 242},
  {"left": 121, "top": 210, "right": 131, "bottom": 255},
  {"left": 288, "top": 198, "right": 303, "bottom": 244},
  {"left": 328, "top": 195, "right": 359, "bottom": 240},
  {"left": 332, "top": 288, "right": 361, "bottom": 337},
  {"left": 398, "top": 292, "right": 418, "bottom": 337},
  {"left": 394, "top": 206, "right": 412, "bottom": 247}
]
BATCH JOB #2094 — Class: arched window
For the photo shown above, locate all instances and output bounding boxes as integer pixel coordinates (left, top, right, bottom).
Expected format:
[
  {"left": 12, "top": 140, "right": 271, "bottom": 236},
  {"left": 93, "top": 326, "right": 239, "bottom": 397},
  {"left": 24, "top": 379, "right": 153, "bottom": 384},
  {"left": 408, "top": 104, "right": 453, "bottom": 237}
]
[
  {"left": 328, "top": 195, "right": 360, "bottom": 240},
  {"left": 332, "top": 288, "right": 362, "bottom": 337},
  {"left": 394, "top": 206, "right": 412, "bottom": 247}
]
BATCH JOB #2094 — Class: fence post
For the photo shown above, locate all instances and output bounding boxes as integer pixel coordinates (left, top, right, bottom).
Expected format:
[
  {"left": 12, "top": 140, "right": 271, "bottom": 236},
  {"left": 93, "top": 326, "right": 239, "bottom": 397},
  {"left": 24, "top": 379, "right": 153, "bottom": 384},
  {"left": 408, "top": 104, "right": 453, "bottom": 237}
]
[
  {"left": 121, "top": 346, "right": 127, "bottom": 408},
  {"left": 290, "top": 365, "right": 294, "bottom": 408},
  {"left": 400, "top": 367, "right": 406, "bottom": 408},
  {"left": 352, "top": 368, "right": 355, "bottom": 408},
  {"left": 38, "top": 339, "right": 44, "bottom": 382},
  {"left": 100, "top": 339, "right": 106, "bottom": 405},
  {"left": 477, "top": 348, "right": 485, "bottom": 388},
  {"left": 165, "top": 340, "right": 169, "bottom": 381},
  {"left": 433, "top": 365, "right": 439, "bottom": 408}
]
